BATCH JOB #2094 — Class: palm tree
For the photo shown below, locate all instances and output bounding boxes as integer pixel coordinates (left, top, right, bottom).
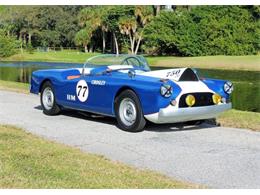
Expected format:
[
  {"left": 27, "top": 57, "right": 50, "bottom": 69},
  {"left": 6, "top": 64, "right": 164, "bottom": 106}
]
[
  {"left": 118, "top": 6, "right": 153, "bottom": 54},
  {"left": 118, "top": 16, "right": 137, "bottom": 54},
  {"left": 74, "top": 28, "right": 92, "bottom": 53},
  {"left": 133, "top": 6, "right": 154, "bottom": 54},
  {"left": 99, "top": 7, "right": 110, "bottom": 53},
  {"left": 78, "top": 6, "right": 110, "bottom": 53}
]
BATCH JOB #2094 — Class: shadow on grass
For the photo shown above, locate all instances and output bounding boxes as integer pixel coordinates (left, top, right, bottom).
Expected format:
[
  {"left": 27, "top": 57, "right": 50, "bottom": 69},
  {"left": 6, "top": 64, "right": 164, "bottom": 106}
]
[{"left": 34, "top": 105, "right": 217, "bottom": 133}]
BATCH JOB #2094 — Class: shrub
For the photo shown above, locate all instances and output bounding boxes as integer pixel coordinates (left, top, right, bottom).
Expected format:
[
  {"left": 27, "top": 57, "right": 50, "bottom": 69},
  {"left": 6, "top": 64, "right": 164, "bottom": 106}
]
[
  {"left": 0, "top": 30, "right": 19, "bottom": 57},
  {"left": 144, "top": 6, "right": 259, "bottom": 56},
  {"left": 26, "top": 43, "right": 34, "bottom": 54}
]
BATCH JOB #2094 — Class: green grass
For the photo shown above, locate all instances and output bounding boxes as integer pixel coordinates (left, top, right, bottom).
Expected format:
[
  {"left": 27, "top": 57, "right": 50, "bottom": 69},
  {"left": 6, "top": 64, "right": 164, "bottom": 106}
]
[
  {"left": 0, "top": 124, "right": 197, "bottom": 188},
  {"left": 146, "top": 55, "right": 260, "bottom": 71},
  {"left": 1, "top": 50, "right": 97, "bottom": 63},
  {"left": 1, "top": 50, "right": 259, "bottom": 71},
  {"left": 0, "top": 80, "right": 29, "bottom": 93},
  {"left": 217, "top": 109, "right": 260, "bottom": 131}
]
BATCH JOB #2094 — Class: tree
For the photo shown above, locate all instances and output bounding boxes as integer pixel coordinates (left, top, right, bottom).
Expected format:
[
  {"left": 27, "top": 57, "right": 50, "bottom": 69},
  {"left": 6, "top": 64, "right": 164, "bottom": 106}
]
[
  {"left": 1, "top": 5, "right": 258, "bottom": 56},
  {"left": 0, "top": 6, "right": 18, "bottom": 36},
  {"left": 144, "top": 6, "right": 259, "bottom": 56},
  {"left": 118, "top": 16, "right": 137, "bottom": 54},
  {"left": 133, "top": 5, "right": 154, "bottom": 54},
  {"left": 0, "top": 30, "right": 19, "bottom": 57},
  {"left": 0, "top": 6, "right": 41, "bottom": 50},
  {"left": 78, "top": 6, "right": 109, "bottom": 53},
  {"left": 99, "top": 7, "right": 109, "bottom": 53},
  {"left": 153, "top": 5, "right": 161, "bottom": 15},
  {"left": 74, "top": 28, "right": 92, "bottom": 52},
  {"left": 102, "top": 6, "right": 134, "bottom": 54},
  {"left": 118, "top": 6, "right": 153, "bottom": 54},
  {"left": 0, "top": 6, "right": 83, "bottom": 49}
]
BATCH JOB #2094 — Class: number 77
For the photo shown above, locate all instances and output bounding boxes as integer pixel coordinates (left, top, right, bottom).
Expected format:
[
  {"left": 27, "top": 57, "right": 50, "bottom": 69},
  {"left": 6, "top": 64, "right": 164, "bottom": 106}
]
[
  {"left": 82, "top": 86, "right": 88, "bottom": 97},
  {"left": 77, "top": 85, "right": 82, "bottom": 96}
]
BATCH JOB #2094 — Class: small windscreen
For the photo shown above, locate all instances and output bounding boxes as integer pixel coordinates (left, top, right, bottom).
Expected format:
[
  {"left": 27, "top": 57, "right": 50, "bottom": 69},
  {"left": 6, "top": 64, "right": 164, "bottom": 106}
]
[
  {"left": 84, "top": 54, "right": 150, "bottom": 71},
  {"left": 179, "top": 68, "right": 199, "bottom": 81}
]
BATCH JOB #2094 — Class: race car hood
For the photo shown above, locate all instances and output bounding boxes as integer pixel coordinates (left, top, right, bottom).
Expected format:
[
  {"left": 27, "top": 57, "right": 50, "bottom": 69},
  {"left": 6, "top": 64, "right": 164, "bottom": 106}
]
[
  {"left": 140, "top": 68, "right": 198, "bottom": 82},
  {"left": 140, "top": 68, "right": 214, "bottom": 94}
]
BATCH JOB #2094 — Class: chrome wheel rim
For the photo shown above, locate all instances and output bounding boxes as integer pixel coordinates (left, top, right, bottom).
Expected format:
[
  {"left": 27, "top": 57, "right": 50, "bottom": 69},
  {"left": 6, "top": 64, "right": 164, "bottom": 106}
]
[
  {"left": 119, "top": 98, "right": 137, "bottom": 126},
  {"left": 42, "top": 87, "right": 54, "bottom": 110}
]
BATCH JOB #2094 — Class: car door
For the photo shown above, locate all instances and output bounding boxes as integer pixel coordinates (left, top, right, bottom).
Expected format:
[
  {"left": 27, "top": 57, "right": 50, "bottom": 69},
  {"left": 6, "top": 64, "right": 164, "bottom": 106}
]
[{"left": 56, "top": 73, "right": 113, "bottom": 116}]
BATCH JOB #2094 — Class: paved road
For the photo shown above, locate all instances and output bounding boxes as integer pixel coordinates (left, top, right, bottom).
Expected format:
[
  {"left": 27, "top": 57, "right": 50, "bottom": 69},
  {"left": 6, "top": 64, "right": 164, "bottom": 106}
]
[{"left": 0, "top": 90, "right": 260, "bottom": 188}]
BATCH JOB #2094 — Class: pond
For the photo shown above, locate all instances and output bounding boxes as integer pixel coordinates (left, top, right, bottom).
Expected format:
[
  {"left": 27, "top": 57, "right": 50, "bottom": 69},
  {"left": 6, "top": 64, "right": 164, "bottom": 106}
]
[{"left": 0, "top": 61, "right": 259, "bottom": 112}]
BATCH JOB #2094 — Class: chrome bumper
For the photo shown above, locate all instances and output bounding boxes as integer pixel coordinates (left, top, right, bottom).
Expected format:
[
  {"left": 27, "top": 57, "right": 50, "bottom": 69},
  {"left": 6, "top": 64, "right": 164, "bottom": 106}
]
[{"left": 144, "top": 103, "right": 232, "bottom": 124}]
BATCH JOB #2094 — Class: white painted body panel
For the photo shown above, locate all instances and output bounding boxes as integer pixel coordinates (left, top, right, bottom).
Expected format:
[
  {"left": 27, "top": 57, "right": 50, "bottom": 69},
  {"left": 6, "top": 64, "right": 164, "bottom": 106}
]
[
  {"left": 144, "top": 103, "right": 231, "bottom": 124},
  {"left": 140, "top": 68, "right": 187, "bottom": 81}
]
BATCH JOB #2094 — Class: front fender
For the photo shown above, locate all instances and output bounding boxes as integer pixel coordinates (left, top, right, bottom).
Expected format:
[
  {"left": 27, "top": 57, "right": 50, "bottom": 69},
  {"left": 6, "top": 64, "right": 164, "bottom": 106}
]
[
  {"left": 202, "top": 78, "right": 231, "bottom": 99},
  {"left": 111, "top": 77, "right": 181, "bottom": 115}
]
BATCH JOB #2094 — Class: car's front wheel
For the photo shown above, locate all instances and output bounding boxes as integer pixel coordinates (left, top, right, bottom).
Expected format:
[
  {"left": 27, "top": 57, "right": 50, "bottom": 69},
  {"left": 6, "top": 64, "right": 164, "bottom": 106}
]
[
  {"left": 115, "top": 90, "right": 146, "bottom": 132},
  {"left": 40, "top": 81, "right": 61, "bottom": 115}
]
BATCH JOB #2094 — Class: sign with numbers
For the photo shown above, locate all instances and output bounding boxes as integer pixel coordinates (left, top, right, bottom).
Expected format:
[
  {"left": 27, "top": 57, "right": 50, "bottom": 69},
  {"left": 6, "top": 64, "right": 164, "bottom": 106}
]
[{"left": 76, "top": 80, "right": 89, "bottom": 102}]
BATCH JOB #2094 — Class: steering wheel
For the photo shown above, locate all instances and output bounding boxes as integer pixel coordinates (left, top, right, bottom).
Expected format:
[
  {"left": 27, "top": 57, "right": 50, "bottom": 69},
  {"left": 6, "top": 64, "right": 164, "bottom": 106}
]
[{"left": 121, "top": 56, "right": 142, "bottom": 67}]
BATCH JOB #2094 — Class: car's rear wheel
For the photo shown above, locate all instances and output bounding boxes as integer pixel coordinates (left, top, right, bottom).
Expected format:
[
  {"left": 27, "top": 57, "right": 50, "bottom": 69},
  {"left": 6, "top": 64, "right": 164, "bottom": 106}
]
[
  {"left": 40, "top": 81, "right": 61, "bottom": 115},
  {"left": 115, "top": 90, "right": 146, "bottom": 132}
]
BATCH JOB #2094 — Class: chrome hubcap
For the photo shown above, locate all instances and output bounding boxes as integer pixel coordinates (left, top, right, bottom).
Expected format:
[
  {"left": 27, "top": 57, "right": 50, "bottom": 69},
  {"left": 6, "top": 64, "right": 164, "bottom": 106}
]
[
  {"left": 42, "top": 87, "right": 54, "bottom": 110},
  {"left": 119, "top": 98, "right": 137, "bottom": 126}
]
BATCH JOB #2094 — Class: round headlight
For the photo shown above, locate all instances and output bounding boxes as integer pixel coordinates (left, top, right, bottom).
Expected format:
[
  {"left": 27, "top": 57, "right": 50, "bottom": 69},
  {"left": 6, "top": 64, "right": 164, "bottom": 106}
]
[
  {"left": 160, "top": 84, "right": 172, "bottom": 98},
  {"left": 224, "top": 81, "right": 233, "bottom": 94},
  {"left": 212, "top": 93, "right": 222, "bottom": 104},
  {"left": 185, "top": 95, "right": 196, "bottom": 107}
]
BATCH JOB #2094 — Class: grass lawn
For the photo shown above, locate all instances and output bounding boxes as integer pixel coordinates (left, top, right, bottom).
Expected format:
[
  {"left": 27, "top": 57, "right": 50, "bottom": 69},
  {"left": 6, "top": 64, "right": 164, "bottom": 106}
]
[
  {"left": 0, "top": 124, "right": 197, "bottom": 188},
  {"left": 1, "top": 50, "right": 259, "bottom": 71},
  {"left": 147, "top": 55, "right": 260, "bottom": 71},
  {"left": 217, "top": 109, "right": 260, "bottom": 131},
  {"left": 1, "top": 50, "right": 97, "bottom": 64},
  {"left": 0, "top": 80, "right": 29, "bottom": 93}
]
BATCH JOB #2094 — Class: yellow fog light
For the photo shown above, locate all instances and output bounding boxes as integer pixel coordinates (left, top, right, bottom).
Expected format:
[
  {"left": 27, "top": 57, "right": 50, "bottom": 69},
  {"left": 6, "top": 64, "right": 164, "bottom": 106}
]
[
  {"left": 185, "top": 95, "right": 196, "bottom": 107},
  {"left": 212, "top": 94, "right": 221, "bottom": 104}
]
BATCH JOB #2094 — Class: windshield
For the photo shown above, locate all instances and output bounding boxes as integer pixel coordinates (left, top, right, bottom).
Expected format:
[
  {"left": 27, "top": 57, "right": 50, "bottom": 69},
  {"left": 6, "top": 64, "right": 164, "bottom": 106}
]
[{"left": 83, "top": 54, "right": 150, "bottom": 71}]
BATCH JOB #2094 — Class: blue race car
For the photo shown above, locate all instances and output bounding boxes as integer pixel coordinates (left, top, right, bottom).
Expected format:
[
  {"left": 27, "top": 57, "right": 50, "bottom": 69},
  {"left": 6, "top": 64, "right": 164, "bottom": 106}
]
[{"left": 30, "top": 54, "right": 233, "bottom": 132}]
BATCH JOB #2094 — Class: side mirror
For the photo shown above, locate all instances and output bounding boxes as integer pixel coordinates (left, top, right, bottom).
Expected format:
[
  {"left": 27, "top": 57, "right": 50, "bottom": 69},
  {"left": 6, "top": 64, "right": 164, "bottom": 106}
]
[{"left": 128, "top": 70, "right": 136, "bottom": 78}]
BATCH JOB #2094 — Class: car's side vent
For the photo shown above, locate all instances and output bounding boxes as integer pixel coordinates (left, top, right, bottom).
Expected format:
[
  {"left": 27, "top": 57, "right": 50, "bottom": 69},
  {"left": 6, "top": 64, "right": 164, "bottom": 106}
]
[{"left": 179, "top": 68, "right": 199, "bottom": 81}]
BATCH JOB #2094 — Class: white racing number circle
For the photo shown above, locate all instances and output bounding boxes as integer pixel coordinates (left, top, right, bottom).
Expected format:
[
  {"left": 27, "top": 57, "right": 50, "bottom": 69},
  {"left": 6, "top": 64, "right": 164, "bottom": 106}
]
[{"left": 76, "top": 80, "right": 89, "bottom": 102}]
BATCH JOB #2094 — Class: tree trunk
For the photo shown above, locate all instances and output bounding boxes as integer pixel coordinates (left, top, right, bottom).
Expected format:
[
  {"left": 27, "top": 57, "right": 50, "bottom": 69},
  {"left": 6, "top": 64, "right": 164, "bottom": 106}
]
[
  {"left": 111, "top": 33, "right": 114, "bottom": 53},
  {"left": 28, "top": 33, "right": 32, "bottom": 45},
  {"left": 102, "top": 30, "right": 106, "bottom": 53},
  {"left": 156, "top": 5, "right": 161, "bottom": 15},
  {"left": 134, "top": 36, "right": 142, "bottom": 54},
  {"left": 23, "top": 34, "right": 26, "bottom": 45},
  {"left": 113, "top": 32, "right": 119, "bottom": 55},
  {"left": 186, "top": 5, "right": 191, "bottom": 11},
  {"left": 89, "top": 45, "right": 93, "bottom": 53},
  {"left": 129, "top": 33, "right": 135, "bottom": 54},
  {"left": 84, "top": 45, "right": 88, "bottom": 53},
  {"left": 19, "top": 33, "right": 23, "bottom": 53}
]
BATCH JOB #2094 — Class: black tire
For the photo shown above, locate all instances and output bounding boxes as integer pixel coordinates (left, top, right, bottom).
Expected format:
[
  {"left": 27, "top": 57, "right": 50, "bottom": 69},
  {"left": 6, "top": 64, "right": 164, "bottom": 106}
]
[
  {"left": 115, "top": 89, "right": 146, "bottom": 132},
  {"left": 40, "top": 81, "right": 61, "bottom": 115}
]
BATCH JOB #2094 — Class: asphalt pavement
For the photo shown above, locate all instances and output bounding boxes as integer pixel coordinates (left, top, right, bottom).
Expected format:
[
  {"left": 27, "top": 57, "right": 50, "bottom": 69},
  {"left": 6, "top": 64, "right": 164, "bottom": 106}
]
[{"left": 0, "top": 90, "right": 260, "bottom": 188}]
